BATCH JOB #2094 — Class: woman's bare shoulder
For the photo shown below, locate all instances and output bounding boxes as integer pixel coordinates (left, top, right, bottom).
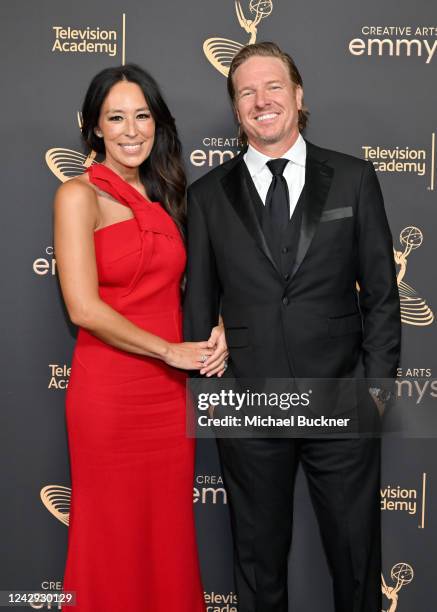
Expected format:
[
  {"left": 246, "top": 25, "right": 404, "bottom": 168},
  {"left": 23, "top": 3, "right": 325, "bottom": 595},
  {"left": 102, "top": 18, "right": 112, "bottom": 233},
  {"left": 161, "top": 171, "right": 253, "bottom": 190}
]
[
  {"left": 54, "top": 174, "right": 100, "bottom": 231},
  {"left": 55, "top": 172, "right": 98, "bottom": 201}
]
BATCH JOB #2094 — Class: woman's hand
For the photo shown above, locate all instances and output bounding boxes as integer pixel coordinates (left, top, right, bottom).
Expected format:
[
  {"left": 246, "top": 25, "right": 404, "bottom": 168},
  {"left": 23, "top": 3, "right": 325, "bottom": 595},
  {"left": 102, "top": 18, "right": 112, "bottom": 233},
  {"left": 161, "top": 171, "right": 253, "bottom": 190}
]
[
  {"left": 163, "top": 341, "right": 214, "bottom": 371},
  {"left": 200, "top": 324, "right": 229, "bottom": 377}
]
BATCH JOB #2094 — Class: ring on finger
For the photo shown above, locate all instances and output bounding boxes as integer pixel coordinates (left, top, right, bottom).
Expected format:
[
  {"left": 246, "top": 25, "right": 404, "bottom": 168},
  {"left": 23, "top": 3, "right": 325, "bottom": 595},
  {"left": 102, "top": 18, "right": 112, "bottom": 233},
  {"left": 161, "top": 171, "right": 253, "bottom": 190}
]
[{"left": 200, "top": 354, "right": 208, "bottom": 363}]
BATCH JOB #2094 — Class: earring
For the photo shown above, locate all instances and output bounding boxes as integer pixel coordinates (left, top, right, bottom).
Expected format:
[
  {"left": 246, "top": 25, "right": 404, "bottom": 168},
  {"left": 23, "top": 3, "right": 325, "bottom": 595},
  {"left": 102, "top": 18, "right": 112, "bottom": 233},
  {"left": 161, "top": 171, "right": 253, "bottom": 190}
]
[{"left": 95, "top": 129, "right": 103, "bottom": 138}]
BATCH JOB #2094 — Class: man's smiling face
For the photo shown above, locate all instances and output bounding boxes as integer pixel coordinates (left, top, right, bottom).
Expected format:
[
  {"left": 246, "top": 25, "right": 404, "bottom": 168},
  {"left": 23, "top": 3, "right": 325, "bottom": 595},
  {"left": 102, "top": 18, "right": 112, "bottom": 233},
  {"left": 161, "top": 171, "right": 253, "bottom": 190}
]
[{"left": 233, "top": 55, "right": 303, "bottom": 155}]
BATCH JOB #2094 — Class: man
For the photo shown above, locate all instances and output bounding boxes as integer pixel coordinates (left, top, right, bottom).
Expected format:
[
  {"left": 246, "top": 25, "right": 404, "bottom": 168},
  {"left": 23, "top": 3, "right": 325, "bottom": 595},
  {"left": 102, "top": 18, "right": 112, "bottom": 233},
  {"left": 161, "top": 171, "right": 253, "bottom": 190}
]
[{"left": 184, "top": 42, "right": 401, "bottom": 612}]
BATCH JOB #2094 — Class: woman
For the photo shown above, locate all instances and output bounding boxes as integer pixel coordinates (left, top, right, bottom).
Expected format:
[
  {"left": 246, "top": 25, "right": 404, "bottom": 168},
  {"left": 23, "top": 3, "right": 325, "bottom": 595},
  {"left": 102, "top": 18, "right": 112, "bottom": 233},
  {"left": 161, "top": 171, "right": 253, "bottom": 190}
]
[{"left": 54, "top": 64, "right": 227, "bottom": 611}]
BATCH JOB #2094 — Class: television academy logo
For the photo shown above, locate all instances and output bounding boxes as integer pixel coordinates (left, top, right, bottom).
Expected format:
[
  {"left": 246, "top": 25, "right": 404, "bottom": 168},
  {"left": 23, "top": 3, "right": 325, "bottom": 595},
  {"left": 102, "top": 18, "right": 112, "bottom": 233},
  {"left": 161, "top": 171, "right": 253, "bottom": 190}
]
[
  {"left": 381, "top": 563, "right": 414, "bottom": 612},
  {"left": 203, "top": 0, "right": 274, "bottom": 77},
  {"left": 51, "top": 15, "right": 126, "bottom": 61},
  {"left": 394, "top": 226, "right": 434, "bottom": 326},
  {"left": 362, "top": 145, "right": 426, "bottom": 177},
  {"left": 48, "top": 364, "right": 70, "bottom": 390},
  {"left": 381, "top": 473, "right": 427, "bottom": 528},
  {"left": 362, "top": 133, "right": 437, "bottom": 190},
  {"left": 204, "top": 591, "right": 237, "bottom": 610}
]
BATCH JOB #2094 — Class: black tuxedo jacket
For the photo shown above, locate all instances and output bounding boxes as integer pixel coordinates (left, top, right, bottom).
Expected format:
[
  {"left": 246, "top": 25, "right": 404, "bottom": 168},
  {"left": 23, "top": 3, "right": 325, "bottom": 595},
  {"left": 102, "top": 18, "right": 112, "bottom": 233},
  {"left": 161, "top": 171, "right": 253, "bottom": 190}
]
[{"left": 183, "top": 141, "right": 401, "bottom": 381}]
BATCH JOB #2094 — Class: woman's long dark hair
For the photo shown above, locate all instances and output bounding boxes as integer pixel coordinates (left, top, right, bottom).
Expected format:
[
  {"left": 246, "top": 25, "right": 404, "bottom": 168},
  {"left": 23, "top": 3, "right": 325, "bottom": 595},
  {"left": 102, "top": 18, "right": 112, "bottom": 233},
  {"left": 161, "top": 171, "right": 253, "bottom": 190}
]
[{"left": 81, "top": 64, "right": 186, "bottom": 234}]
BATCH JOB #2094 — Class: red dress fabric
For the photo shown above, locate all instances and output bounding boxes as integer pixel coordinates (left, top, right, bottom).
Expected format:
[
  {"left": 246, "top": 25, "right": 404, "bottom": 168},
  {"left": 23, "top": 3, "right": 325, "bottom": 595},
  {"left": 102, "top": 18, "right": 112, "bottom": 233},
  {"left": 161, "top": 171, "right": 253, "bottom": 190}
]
[{"left": 62, "top": 164, "right": 205, "bottom": 611}]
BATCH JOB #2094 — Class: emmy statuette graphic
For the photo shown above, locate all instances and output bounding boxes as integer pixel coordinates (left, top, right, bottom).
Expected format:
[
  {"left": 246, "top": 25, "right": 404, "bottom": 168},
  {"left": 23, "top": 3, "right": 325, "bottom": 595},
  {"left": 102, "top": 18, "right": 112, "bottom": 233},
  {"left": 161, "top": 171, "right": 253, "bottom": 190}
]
[
  {"left": 381, "top": 563, "right": 414, "bottom": 612},
  {"left": 45, "top": 112, "right": 97, "bottom": 183},
  {"left": 203, "top": 0, "right": 274, "bottom": 77},
  {"left": 40, "top": 485, "right": 71, "bottom": 526},
  {"left": 394, "top": 226, "right": 434, "bottom": 326}
]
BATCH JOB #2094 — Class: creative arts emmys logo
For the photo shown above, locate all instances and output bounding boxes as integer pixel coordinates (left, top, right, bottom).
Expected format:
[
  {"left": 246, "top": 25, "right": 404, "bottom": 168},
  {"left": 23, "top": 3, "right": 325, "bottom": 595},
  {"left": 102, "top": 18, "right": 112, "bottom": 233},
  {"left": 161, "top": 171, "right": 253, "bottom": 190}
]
[
  {"left": 203, "top": 0, "right": 274, "bottom": 77},
  {"left": 33, "top": 246, "right": 57, "bottom": 277},
  {"left": 349, "top": 26, "right": 437, "bottom": 63},
  {"left": 394, "top": 226, "right": 434, "bottom": 326},
  {"left": 190, "top": 136, "right": 241, "bottom": 169},
  {"left": 194, "top": 474, "right": 227, "bottom": 504},
  {"left": 46, "top": 113, "right": 97, "bottom": 183},
  {"left": 28, "top": 580, "right": 65, "bottom": 610},
  {"left": 382, "top": 563, "right": 414, "bottom": 612}
]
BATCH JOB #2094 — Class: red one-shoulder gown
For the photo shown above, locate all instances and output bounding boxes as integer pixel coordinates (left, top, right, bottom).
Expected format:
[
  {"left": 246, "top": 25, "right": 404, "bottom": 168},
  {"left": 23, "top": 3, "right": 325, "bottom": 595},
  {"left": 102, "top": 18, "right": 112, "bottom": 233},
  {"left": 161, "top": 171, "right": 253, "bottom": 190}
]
[{"left": 62, "top": 164, "right": 205, "bottom": 612}]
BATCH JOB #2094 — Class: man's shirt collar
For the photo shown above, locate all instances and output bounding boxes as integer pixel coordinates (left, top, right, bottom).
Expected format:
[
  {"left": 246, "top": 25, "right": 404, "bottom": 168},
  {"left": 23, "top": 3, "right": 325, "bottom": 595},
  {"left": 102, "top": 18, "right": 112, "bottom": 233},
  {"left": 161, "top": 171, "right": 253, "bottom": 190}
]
[{"left": 245, "top": 133, "right": 307, "bottom": 177}]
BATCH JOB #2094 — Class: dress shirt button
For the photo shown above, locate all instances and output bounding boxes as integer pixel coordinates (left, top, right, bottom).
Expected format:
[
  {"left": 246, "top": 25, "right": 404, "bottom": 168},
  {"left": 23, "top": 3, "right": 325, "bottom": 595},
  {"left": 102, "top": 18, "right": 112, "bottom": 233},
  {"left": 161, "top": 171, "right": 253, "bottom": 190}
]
[
  {"left": 281, "top": 246, "right": 289, "bottom": 254},
  {"left": 283, "top": 273, "right": 290, "bottom": 281},
  {"left": 282, "top": 296, "right": 289, "bottom": 306}
]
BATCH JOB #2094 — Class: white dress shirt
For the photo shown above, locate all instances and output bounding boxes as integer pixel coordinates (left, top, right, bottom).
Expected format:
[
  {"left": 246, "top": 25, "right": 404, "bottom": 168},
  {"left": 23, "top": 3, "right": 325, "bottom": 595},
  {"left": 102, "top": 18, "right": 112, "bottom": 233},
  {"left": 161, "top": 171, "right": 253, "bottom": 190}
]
[{"left": 243, "top": 133, "right": 307, "bottom": 218}]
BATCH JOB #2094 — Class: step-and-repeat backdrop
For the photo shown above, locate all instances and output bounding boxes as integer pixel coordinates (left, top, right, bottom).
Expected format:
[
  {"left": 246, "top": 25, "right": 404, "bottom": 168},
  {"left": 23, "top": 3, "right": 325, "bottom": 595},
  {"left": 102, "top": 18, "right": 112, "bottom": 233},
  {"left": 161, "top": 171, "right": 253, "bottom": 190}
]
[{"left": 1, "top": 1, "right": 436, "bottom": 610}]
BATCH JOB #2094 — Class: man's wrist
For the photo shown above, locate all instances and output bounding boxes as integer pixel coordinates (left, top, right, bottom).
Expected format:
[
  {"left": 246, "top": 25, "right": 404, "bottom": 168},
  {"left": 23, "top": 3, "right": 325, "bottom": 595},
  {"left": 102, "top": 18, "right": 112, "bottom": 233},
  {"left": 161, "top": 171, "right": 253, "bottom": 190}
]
[{"left": 369, "top": 387, "right": 392, "bottom": 404}]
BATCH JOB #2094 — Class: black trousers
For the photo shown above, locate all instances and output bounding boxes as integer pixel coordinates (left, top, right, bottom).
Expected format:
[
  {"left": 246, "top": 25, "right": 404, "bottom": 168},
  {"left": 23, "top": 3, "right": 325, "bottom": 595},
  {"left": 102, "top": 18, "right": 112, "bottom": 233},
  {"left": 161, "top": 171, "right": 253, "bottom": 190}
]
[{"left": 217, "top": 436, "right": 381, "bottom": 612}]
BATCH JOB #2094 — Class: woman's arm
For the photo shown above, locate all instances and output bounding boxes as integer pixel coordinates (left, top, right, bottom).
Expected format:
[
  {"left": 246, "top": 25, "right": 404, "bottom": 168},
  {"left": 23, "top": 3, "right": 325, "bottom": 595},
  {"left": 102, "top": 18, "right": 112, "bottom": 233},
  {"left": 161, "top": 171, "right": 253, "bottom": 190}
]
[{"left": 54, "top": 179, "right": 212, "bottom": 370}]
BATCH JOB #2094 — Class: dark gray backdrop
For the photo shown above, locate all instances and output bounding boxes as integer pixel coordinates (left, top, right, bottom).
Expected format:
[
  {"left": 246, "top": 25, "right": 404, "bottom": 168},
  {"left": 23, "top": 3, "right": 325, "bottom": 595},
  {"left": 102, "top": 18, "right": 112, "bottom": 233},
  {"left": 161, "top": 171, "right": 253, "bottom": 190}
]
[{"left": 1, "top": 1, "right": 436, "bottom": 610}]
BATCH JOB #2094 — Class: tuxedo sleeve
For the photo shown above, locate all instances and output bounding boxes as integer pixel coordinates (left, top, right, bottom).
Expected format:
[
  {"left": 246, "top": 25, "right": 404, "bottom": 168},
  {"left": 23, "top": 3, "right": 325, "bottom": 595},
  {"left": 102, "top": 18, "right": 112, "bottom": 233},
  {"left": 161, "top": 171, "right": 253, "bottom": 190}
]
[
  {"left": 356, "top": 161, "right": 401, "bottom": 380},
  {"left": 183, "top": 187, "right": 221, "bottom": 344}
]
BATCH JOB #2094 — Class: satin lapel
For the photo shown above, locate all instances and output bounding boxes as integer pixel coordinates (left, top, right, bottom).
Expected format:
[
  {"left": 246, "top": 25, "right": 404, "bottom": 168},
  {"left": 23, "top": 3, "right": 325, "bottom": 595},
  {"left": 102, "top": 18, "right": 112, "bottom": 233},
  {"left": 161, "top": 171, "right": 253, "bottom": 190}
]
[
  {"left": 290, "top": 151, "right": 334, "bottom": 281},
  {"left": 220, "top": 157, "right": 280, "bottom": 275}
]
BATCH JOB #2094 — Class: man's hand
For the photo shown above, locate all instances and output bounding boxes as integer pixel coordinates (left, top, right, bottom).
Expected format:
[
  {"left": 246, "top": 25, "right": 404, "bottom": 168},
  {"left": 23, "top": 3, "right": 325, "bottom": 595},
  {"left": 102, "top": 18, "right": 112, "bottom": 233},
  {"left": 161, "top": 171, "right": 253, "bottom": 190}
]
[
  {"left": 200, "top": 324, "right": 229, "bottom": 377},
  {"left": 369, "top": 387, "right": 390, "bottom": 418},
  {"left": 370, "top": 394, "right": 386, "bottom": 418}
]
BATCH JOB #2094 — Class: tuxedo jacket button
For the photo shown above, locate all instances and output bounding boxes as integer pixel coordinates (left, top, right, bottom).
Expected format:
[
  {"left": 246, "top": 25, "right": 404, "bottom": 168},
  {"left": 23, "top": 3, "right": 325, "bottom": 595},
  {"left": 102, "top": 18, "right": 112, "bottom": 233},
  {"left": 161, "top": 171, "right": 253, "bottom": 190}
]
[{"left": 282, "top": 296, "right": 289, "bottom": 306}]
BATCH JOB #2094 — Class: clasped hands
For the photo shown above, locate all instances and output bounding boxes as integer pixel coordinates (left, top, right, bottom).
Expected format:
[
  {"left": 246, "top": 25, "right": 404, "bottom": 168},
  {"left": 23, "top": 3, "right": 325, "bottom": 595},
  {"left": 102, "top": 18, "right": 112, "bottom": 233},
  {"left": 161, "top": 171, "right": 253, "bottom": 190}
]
[
  {"left": 200, "top": 324, "right": 229, "bottom": 378},
  {"left": 164, "top": 324, "right": 228, "bottom": 376}
]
